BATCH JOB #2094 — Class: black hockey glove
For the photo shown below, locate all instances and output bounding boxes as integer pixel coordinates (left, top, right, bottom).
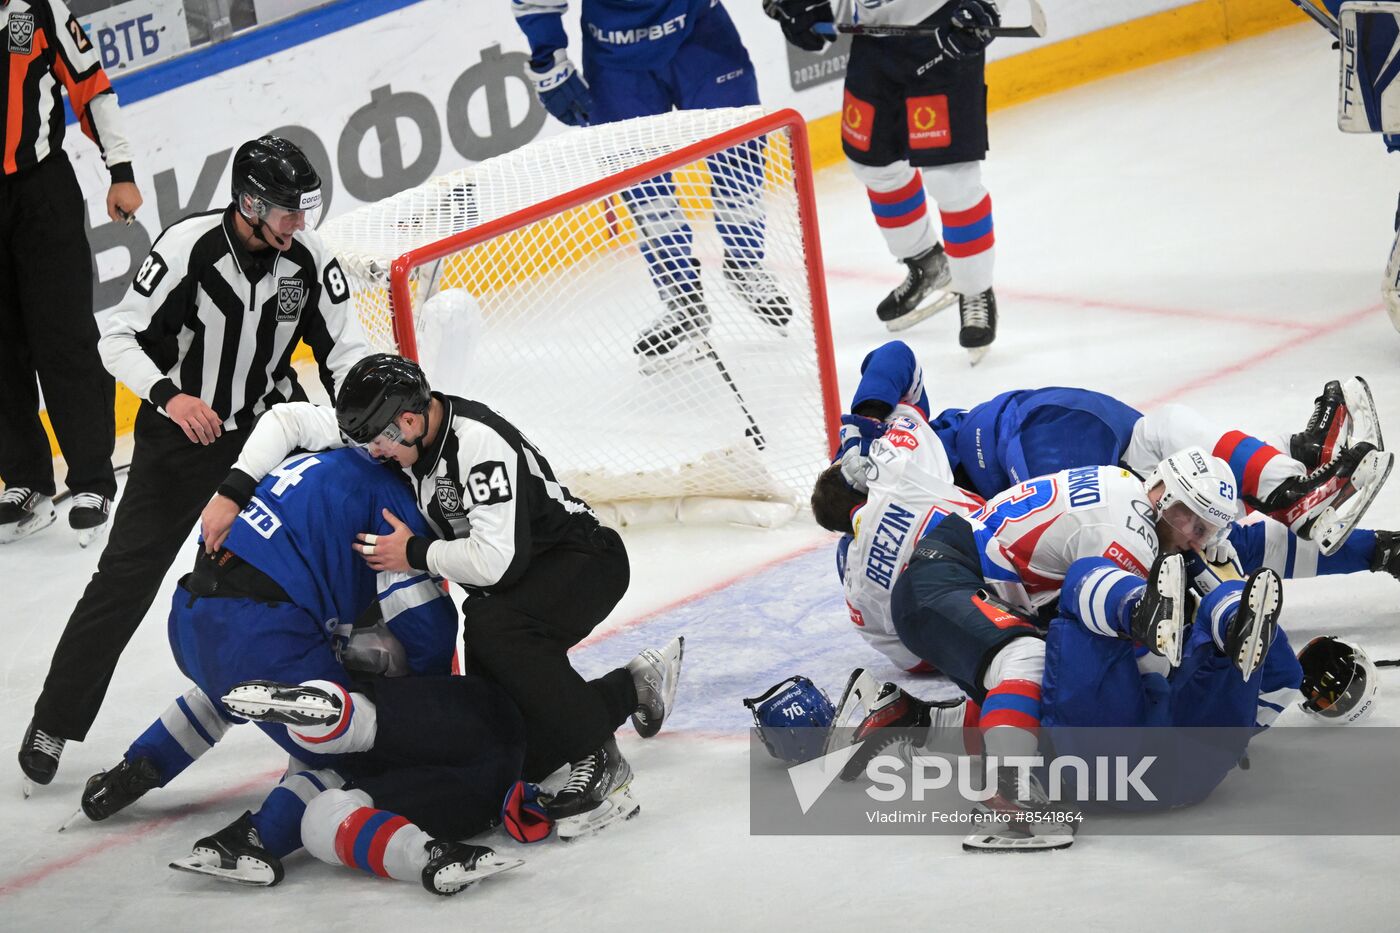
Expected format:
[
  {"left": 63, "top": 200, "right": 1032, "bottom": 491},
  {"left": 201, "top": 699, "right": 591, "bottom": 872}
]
[
  {"left": 763, "top": 0, "right": 834, "bottom": 53},
  {"left": 935, "top": 0, "right": 1001, "bottom": 61}
]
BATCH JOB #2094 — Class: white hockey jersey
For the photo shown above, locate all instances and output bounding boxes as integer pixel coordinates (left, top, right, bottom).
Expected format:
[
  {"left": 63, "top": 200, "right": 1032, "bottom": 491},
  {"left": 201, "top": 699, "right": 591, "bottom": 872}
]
[
  {"left": 846, "top": 0, "right": 952, "bottom": 27},
  {"left": 841, "top": 403, "right": 985, "bottom": 670},
  {"left": 970, "top": 465, "right": 1161, "bottom": 613}
]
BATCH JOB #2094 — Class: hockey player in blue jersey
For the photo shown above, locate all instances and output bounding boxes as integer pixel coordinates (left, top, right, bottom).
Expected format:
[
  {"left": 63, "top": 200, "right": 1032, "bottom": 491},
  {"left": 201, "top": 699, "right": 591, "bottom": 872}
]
[
  {"left": 512, "top": 1, "right": 792, "bottom": 368},
  {"left": 72, "top": 447, "right": 528, "bottom": 892},
  {"left": 836, "top": 339, "right": 1392, "bottom": 554}
]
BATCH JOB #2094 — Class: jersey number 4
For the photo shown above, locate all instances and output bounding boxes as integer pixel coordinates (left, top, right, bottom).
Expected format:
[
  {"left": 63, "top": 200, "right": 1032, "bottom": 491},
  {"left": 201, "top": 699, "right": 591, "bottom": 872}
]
[{"left": 466, "top": 461, "right": 512, "bottom": 505}]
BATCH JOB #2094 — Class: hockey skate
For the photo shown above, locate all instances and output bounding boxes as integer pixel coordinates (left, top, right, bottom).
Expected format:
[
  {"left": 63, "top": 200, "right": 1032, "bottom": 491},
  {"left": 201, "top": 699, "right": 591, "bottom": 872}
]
[
  {"left": 421, "top": 840, "right": 523, "bottom": 896},
  {"left": 77, "top": 757, "right": 161, "bottom": 823},
  {"left": 958, "top": 288, "right": 997, "bottom": 365},
  {"left": 627, "top": 635, "right": 685, "bottom": 739},
  {"left": 1130, "top": 554, "right": 1189, "bottom": 668},
  {"left": 962, "top": 769, "right": 1078, "bottom": 853},
  {"left": 68, "top": 493, "right": 111, "bottom": 549},
  {"left": 1289, "top": 376, "right": 1383, "bottom": 470},
  {"left": 544, "top": 737, "right": 640, "bottom": 840},
  {"left": 722, "top": 257, "right": 792, "bottom": 329},
  {"left": 877, "top": 244, "right": 955, "bottom": 332},
  {"left": 169, "top": 812, "right": 284, "bottom": 886},
  {"left": 1257, "top": 441, "right": 1394, "bottom": 556},
  {"left": 18, "top": 720, "right": 65, "bottom": 793},
  {"left": 221, "top": 680, "right": 342, "bottom": 727},
  {"left": 1221, "top": 568, "right": 1282, "bottom": 681},
  {"left": 633, "top": 288, "right": 712, "bottom": 375},
  {"left": 0, "top": 487, "right": 56, "bottom": 544},
  {"left": 824, "top": 669, "right": 966, "bottom": 783}
]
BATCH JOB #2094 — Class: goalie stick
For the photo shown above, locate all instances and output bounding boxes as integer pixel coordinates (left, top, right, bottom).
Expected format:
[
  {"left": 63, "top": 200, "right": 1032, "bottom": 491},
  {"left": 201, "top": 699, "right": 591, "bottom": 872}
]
[
  {"left": 702, "top": 340, "right": 767, "bottom": 451},
  {"left": 813, "top": 0, "right": 1046, "bottom": 39},
  {"left": 1287, "top": 0, "right": 1342, "bottom": 38}
]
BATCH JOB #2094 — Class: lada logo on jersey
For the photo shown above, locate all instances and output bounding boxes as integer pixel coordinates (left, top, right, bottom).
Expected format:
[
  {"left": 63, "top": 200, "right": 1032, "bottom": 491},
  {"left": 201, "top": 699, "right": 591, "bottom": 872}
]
[
  {"left": 8, "top": 12, "right": 34, "bottom": 54},
  {"left": 276, "top": 278, "right": 305, "bottom": 322},
  {"left": 435, "top": 476, "right": 463, "bottom": 515}
]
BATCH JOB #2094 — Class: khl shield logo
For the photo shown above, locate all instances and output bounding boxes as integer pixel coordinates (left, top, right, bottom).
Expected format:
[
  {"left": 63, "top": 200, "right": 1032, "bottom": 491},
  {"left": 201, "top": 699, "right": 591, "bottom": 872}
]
[
  {"left": 8, "top": 13, "right": 35, "bottom": 54},
  {"left": 275, "top": 278, "right": 305, "bottom": 322},
  {"left": 436, "top": 477, "right": 463, "bottom": 516}
]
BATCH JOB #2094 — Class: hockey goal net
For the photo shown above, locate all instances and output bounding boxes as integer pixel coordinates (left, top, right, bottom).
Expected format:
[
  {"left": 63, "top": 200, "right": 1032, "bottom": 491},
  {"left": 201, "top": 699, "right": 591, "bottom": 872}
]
[{"left": 319, "top": 107, "right": 837, "bottom": 526}]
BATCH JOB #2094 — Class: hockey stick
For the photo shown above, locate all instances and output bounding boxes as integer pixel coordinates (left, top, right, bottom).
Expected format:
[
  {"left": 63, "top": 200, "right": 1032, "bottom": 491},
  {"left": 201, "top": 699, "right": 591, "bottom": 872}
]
[
  {"left": 813, "top": 0, "right": 1046, "bottom": 39},
  {"left": 1286, "top": 0, "right": 1341, "bottom": 38},
  {"left": 702, "top": 340, "right": 766, "bottom": 451}
]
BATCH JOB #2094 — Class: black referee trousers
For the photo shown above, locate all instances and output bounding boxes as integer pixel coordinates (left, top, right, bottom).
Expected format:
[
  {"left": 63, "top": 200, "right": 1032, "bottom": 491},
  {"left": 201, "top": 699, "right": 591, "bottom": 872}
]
[
  {"left": 0, "top": 154, "right": 115, "bottom": 499},
  {"left": 462, "top": 523, "right": 636, "bottom": 782},
  {"left": 34, "top": 404, "right": 245, "bottom": 740}
]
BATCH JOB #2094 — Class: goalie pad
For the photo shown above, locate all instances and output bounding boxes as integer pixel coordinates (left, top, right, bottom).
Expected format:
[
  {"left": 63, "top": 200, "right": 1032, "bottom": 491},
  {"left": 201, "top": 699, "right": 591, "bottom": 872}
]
[{"left": 1338, "top": 3, "right": 1400, "bottom": 133}]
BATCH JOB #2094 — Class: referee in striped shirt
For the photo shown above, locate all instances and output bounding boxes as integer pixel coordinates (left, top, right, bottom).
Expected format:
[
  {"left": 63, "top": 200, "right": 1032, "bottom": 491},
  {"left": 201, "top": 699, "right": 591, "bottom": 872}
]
[
  {"left": 0, "top": 0, "right": 143, "bottom": 545},
  {"left": 19, "top": 136, "right": 372, "bottom": 787}
]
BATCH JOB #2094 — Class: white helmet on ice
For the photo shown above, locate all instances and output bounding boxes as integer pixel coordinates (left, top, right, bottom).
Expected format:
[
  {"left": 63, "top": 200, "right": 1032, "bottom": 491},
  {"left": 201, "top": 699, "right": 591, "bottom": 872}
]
[
  {"left": 1298, "top": 636, "right": 1379, "bottom": 724},
  {"left": 1146, "top": 446, "right": 1240, "bottom": 550}
]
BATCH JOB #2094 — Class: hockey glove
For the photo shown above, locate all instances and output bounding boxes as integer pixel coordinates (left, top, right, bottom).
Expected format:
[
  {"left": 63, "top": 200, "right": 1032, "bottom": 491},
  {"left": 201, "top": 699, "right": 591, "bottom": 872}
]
[
  {"left": 836, "top": 413, "right": 888, "bottom": 461},
  {"left": 763, "top": 0, "right": 834, "bottom": 53},
  {"left": 935, "top": 0, "right": 1001, "bottom": 61},
  {"left": 528, "top": 50, "right": 592, "bottom": 127},
  {"left": 500, "top": 780, "right": 554, "bottom": 843}
]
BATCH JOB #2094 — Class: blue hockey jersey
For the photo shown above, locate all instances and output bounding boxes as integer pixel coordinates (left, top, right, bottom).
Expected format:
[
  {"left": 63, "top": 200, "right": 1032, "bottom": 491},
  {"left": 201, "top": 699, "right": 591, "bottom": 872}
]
[
  {"left": 221, "top": 448, "right": 457, "bottom": 675},
  {"left": 513, "top": 0, "right": 716, "bottom": 69}
]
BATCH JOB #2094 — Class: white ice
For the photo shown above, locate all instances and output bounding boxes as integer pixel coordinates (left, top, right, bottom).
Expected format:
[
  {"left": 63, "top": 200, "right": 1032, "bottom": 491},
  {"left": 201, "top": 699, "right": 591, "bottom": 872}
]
[{"left": 4, "top": 24, "right": 1400, "bottom": 930}]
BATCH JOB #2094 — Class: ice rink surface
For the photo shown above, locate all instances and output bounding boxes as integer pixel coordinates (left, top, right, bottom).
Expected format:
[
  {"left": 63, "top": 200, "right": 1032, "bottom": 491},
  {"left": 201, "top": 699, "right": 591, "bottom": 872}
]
[{"left": 5, "top": 23, "right": 1400, "bottom": 930}]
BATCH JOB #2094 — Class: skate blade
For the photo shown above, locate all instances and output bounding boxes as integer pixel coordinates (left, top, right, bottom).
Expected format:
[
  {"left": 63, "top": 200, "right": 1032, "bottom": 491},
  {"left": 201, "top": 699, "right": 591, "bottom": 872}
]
[
  {"left": 966, "top": 345, "right": 991, "bottom": 367},
  {"left": 1314, "top": 449, "right": 1394, "bottom": 555},
  {"left": 21, "top": 777, "right": 33, "bottom": 800},
  {"left": 432, "top": 854, "right": 525, "bottom": 894},
  {"left": 220, "top": 687, "right": 338, "bottom": 723},
  {"left": 883, "top": 292, "right": 957, "bottom": 333},
  {"left": 962, "top": 825, "right": 1076, "bottom": 852},
  {"left": 1154, "top": 559, "right": 1187, "bottom": 669},
  {"left": 58, "top": 807, "right": 86, "bottom": 832},
  {"left": 76, "top": 523, "right": 108, "bottom": 549},
  {"left": 1342, "top": 377, "right": 1383, "bottom": 451},
  {"left": 632, "top": 635, "right": 685, "bottom": 739},
  {"left": 169, "top": 854, "right": 279, "bottom": 886},
  {"left": 556, "top": 788, "right": 641, "bottom": 841},
  {"left": 0, "top": 507, "right": 57, "bottom": 544},
  {"left": 636, "top": 340, "right": 707, "bottom": 377},
  {"left": 1235, "top": 571, "right": 1282, "bottom": 681}
]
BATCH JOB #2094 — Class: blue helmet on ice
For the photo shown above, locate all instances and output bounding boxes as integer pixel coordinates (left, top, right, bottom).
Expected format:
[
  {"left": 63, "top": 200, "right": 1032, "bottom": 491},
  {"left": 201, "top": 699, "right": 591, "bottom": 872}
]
[{"left": 743, "top": 675, "right": 835, "bottom": 763}]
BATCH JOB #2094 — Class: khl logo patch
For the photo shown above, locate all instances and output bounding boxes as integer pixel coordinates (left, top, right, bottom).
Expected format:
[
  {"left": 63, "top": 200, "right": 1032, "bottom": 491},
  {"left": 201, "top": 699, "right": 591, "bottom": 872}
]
[
  {"left": 435, "top": 476, "right": 463, "bottom": 515},
  {"left": 276, "top": 278, "right": 306, "bottom": 322},
  {"left": 8, "top": 12, "right": 35, "bottom": 54}
]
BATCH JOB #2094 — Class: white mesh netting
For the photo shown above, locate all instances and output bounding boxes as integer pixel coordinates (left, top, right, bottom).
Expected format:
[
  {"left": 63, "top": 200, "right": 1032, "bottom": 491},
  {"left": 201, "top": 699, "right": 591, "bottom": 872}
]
[{"left": 319, "top": 107, "right": 833, "bottom": 524}]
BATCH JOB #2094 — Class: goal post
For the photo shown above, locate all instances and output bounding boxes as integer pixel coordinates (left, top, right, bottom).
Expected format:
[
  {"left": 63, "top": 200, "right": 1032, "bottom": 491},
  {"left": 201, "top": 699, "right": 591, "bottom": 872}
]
[{"left": 321, "top": 107, "right": 839, "bottom": 527}]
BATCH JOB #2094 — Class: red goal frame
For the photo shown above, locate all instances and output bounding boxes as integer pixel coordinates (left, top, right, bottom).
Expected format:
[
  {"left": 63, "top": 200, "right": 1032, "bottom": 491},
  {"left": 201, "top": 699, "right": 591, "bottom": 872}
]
[{"left": 384, "top": 108, "right": 841, "bottom": 459}]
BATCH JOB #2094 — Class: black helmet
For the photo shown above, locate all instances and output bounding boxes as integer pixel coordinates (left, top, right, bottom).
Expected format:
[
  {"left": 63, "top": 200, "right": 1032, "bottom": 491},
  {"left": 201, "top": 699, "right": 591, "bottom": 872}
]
[
  {"left": 336, "top": 354, "right": 432, "bottom": 444},
  {"left": 231, "top": 136, "right": 322, "bottom": 219}
]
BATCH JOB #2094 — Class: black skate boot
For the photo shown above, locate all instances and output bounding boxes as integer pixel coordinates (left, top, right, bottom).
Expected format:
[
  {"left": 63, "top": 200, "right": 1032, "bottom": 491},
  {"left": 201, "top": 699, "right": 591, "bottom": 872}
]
[
  {"left": 169, "top": 811, "right": 284, "bottom": 886},
  {"left": 1251, "top": 441, "right": 1394, "bottom": 554},
  {"left": 958, "top": 288, "right": 997, "bottom": 362},
  {"left": 1290, "top": 380, "right": 1348, "bottom": 471},
  {"left": 221, "top": 680, "right": 343, "bottom": 727},
  {"left": 627, "top": 635, "right": 685, "bottom": 739},
  {"left": 827, "top": 671, "right": 967, "bottom": 783},
  {"left": 1219, "top": 568, "right": 1282, "bottom": 681},
  {"left": 963, "top": 768, "right": 1078, "bottom": 852},
  {"left": 544, "top": 737, "right": 639, "bottom": 840},
  {"left": 18, "top": 720, "right": 66, "bottom": 789},
  {"left": 0, "top": 487, "right": 56, "bottom": 544},
  {"left": 421, "top": 840, "right": 524, "bottom": 895},
  {"left": 876, "top": 243, "right": 954, "bottom": 332},
  {"left": 722, "top": 257, "right": 792, "bottom": 329},
  {"left": 632, "top": 288, "right": 712, "bottom": 372},
  {"left": 68, "top": 492, "right": 112, "bottom": 549},
  {"left": 1370, "top": 530, "right": 1400, "bottom": 581},
  {"left": 81, "top": 757, "right": 162, "bottom": 821},
  {"left": 1130, "top": 554, "right": 1189, "bottom": 668}
]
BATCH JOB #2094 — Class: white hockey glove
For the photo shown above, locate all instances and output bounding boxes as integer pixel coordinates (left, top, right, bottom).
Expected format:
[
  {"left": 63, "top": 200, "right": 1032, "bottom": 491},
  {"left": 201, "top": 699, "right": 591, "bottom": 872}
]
[{"left": 839, "top": 446, "right": 871, "bottom": 493}]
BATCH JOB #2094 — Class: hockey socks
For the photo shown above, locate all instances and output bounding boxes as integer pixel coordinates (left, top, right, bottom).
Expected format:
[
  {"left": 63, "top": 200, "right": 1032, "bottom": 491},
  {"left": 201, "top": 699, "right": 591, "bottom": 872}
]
[
  {"left": 303, "top": 788, "right": 433, "bottom": 883},
  {"left": 126, "top": 687, "right": 234, "bottom": 785},
  {"left": 249, "top": 768, "right": 346, "bottom": 858},
  {"left": 1214, "top": 431, "right": 1296, "bottom": 510}
]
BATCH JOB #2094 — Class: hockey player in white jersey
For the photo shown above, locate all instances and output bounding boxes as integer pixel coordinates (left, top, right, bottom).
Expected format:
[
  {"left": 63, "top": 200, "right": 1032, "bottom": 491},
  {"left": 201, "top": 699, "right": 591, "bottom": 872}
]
[{"left": 767, "top": 0, "right": 1002, "bottom": 357}]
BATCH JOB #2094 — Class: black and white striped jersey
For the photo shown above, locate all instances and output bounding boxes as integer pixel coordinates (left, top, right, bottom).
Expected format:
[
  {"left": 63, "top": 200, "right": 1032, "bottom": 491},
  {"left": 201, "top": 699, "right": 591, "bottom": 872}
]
[
  {"left": 227, "top": 393, "right": 595, "bottom": 591},
  {"left": 99, "top": 206, "right": 371, "bottom": 430}
]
